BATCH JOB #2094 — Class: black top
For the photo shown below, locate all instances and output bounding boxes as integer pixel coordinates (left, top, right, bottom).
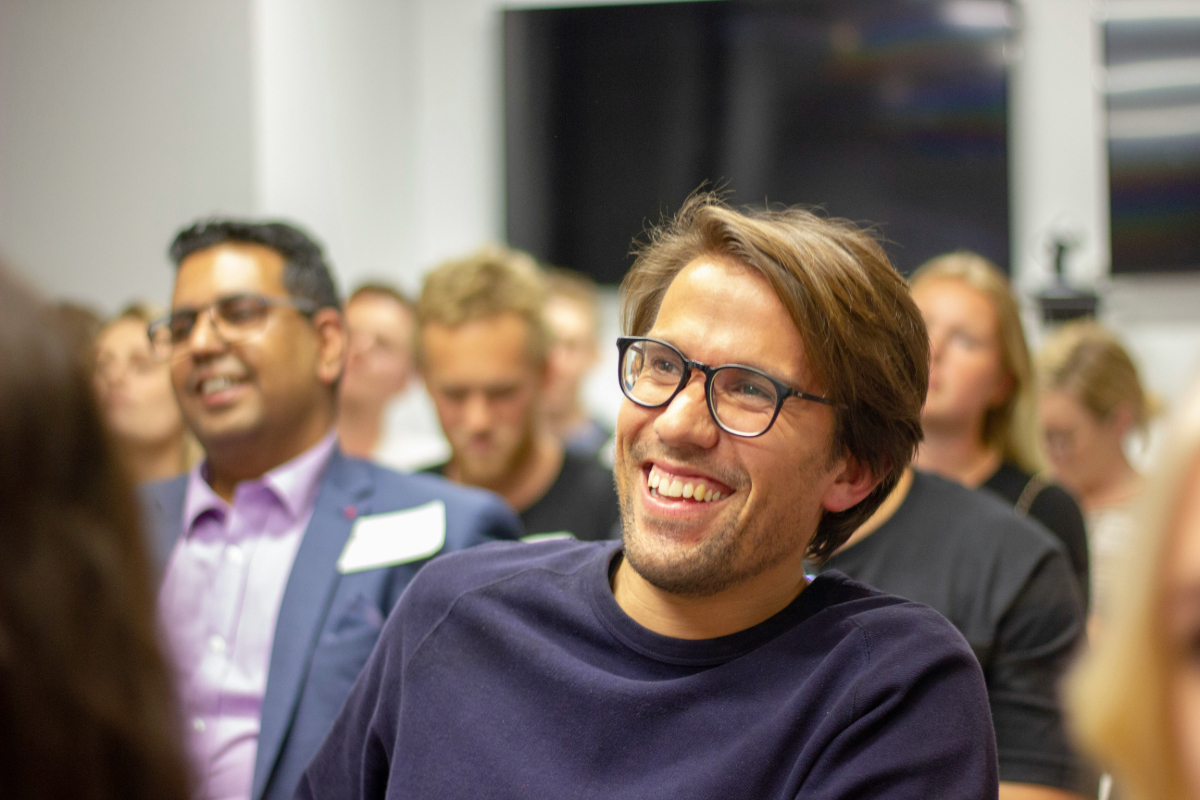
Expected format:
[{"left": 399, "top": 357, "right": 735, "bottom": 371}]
[
  {"left": 427, "top": 451, "right": 620, "bottom": 541},
  {"left": 982, "top": 461, "right": 1090, "bottom": 606},
  {"left": 820, "top": 471, "right": 1093, "bottom": 795},
  {"left": 298, "top": 540, "right": 999, "bottom": 800}
]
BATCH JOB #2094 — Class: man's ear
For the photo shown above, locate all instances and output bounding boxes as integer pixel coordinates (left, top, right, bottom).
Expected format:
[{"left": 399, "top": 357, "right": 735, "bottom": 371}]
[
  {"left": 820, "top": 453, "right": 882, "bottom": 514},
  {"left": 313, "top": 307, "right": 347, "bottom": 386}
]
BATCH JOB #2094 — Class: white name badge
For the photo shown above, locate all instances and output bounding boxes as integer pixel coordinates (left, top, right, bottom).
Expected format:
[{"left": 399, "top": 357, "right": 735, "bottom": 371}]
[{"left": 337, "top": 500, "right": 447, "bottom": 574}]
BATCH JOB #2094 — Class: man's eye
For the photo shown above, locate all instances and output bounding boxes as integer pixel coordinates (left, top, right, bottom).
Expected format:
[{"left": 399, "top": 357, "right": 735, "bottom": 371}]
[
  {"left": 220, "top": 298, "right": 268, "bottom": 325},
  {"left": 732, "top": 381, "right": 770, "bottom": 399},
  {"left": 485, "top": 387, "right": 520, "bottom": 402},
  {"left": 168, "top": 313, "right": 198, "bottom": 340},
  {"left": 649, "top": 357, "right": 680, "bottom": 375},
  {"left": 950, "top": 331, "right": 982, "bottom": 350}
]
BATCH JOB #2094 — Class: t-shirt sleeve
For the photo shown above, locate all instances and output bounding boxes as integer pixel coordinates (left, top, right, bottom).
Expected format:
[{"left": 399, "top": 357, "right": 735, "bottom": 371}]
[
  {"left": 1028, "top": 485, "right": 1090, "bottom": 607},
  {"left": 988, "top": 549, "right": 1095, "bottom": 794},
  {"left": 801, "top": 608, "right": 999, "bottom": 799}
]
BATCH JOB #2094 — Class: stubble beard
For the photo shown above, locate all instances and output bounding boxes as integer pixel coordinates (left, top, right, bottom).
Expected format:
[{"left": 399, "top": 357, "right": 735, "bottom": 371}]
[{"left": 615, "top": 439, "right": 805, "bottom": 599}]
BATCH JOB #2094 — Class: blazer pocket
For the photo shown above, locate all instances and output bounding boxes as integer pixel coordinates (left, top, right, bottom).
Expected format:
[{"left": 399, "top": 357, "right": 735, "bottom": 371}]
[{"left": 323, "top": 592, "right": 386, "bottom": 641}]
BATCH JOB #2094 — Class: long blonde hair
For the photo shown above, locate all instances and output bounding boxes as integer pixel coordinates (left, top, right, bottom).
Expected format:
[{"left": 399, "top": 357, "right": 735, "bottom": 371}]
[
  {"left": 1066, "top": 380, "right": 1200, "bottom": 800},
  {"left": 910, "top": 251, "right": 1041, "bottom": 473}
]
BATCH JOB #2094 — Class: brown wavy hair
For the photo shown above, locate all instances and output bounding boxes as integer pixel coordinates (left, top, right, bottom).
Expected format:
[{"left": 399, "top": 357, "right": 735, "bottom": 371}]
[
  {"left": 621, "top": 193, "right": 929, "bottom": 561},
  {"left": 0, "top": 266, "right": 191, "bottom": 800}
]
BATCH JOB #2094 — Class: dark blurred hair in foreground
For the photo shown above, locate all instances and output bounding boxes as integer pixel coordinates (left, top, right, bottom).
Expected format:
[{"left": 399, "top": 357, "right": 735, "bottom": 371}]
[{"left": 0, "top": 264, "right": 190, "bottom": 799}]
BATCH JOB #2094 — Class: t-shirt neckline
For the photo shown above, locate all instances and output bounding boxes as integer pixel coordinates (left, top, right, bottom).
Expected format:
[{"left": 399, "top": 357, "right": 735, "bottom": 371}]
[{"left": 585, "top": 541, "right": 839, "bottom": 666}]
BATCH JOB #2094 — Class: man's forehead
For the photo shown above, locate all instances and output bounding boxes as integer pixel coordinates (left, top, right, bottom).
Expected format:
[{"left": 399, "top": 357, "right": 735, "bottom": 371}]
[
  {"left": 348, "top": 293, "right": 414, "bottom": 329},
  {"left": 422, "top": 315, "right": 539, "bottom": 372},
  {"left": 173, "top": 242, "right": 286, "bottom": 303},
  {"left": 650, "top": 259, "right": 810, "bottom": 385}
]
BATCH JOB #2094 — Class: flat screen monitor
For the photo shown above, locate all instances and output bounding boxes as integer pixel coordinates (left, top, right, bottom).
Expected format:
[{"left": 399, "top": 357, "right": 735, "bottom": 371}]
[
  {"left": 1105, "top": 11, "right": 1200, "bottom": 274},
  {"left": 505, "top": 0, "right": 1014, "bottom": 283}
]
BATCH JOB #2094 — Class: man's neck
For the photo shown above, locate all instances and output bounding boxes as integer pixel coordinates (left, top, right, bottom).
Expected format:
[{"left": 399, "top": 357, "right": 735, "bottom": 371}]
[
  {"left": 611, "top": 554, "right": 809, "bottom": 640},
  {"left": 123, "top": 436, "right": 187, "bottom": 484},
  {"left": 206, "top": 417, "right": 334, "bottom": 503},
  {"left": 337, "top": 395, "right": 386, "bottom": 459},
  {"left": 837, "top": 466, "right": 915, "bottom": 552},
  {"left": 915, "top": 425, "right": 1000, "bottom": 488},
  {"left": 448, "top": 431, "right": 564, "bottom": 513}
]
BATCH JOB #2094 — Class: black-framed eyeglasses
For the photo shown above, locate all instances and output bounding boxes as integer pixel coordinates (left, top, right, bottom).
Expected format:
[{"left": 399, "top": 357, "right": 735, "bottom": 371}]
[
  {"left": 147, "top": 293, "right": 317, "bottom": 357},
  {"left": 617, "top": 336, "right": 834, "bottom": 438}
]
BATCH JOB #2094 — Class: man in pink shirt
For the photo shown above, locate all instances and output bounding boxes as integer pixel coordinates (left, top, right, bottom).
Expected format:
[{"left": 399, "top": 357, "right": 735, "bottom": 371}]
[{"left": 142, "top": 220, "right": 521, "bottom": 800}]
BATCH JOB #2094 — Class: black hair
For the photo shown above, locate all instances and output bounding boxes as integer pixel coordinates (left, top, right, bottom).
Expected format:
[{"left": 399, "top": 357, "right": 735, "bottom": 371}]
[{"left": 168, "top": 219, "right": 341, "bottom": 310}]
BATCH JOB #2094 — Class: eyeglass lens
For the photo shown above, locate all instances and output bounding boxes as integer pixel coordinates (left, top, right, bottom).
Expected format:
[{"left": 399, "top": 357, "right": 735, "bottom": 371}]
[
  {"left": 620, "top": 339, "right": 780, "bottom": 435},
  {"left": 155, "top": 295, "right": 274, "bottom": 347}
]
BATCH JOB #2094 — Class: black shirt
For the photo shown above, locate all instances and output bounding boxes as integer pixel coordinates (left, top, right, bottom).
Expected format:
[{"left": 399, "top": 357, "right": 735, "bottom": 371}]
[
  {"left": 428, "top": 451, "right": 620, "bottom": 541},
  {"left": 298, "top": 540, "right": 999, "bottom": 800},
  {"left": 982, "top": 461, "right": 1090, "bottom": 606},
  {"left": 819, "top": 470, "right": 1093, "bottom": 795}
]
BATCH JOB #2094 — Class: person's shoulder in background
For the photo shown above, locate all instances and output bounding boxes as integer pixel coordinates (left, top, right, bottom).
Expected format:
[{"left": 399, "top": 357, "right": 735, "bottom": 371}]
[
  {"left": 982, "top": 461, "right": 1089, "bottom": 605},
  {"left": 519, "top": 450, "right": 620, "bottom": 542}
]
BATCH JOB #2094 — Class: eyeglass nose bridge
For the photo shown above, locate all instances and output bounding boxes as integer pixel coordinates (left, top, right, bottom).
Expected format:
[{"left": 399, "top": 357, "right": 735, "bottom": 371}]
[
  {"left": 184, "top": 303, "right": 235, "bottom": 349},
  {"left": 653, "top": 355, "right": 725, "bottom": 429}
]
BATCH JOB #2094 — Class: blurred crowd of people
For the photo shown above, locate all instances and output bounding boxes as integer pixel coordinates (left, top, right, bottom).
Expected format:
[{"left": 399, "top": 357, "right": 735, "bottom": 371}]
[{"left": 1, "top": 198, "right": 1197, "bottom": 800}]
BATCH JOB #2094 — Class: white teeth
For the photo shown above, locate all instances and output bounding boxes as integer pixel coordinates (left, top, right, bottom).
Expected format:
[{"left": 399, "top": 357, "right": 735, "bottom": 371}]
[
  {"left": 647, "top": 466, "right": 727, "bottom": 502},
  {"left": 200, "top": 376, "right": 238, "bottom": 395}
]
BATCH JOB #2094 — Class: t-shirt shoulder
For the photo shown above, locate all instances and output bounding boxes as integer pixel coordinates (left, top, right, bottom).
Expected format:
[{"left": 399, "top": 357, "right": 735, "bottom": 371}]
[
  {"left": 405, "top": 538, "right": 608, "bottom": 609},
  {"left": 813, "top": 571, "right": 979, "bottom": 667},
  {"left": 912, "top": 471, "right": 1061, "bottom": 557}
]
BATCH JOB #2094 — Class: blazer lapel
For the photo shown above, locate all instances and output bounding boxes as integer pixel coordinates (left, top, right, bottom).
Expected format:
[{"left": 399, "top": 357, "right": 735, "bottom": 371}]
[
  {"left": 142, "top": 475, "right": 188, "bottom": 584},
  {"left": 251, "top": 450, "right": 375, "bottom": 800}
]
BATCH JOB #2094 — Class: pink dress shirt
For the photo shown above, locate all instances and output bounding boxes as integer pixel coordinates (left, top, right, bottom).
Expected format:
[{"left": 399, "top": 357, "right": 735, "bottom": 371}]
[{"left": 159, "top": 432, "right": 338, "bottom": 800}]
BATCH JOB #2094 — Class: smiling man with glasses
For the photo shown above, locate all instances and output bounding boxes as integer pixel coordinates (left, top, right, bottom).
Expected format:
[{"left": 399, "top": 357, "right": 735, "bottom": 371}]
[
  {"left": 139, "top": 219, "right": 521, "bottom": 800},
  {"left": 299, "top": 194, "right": 998, "bottom": 799}
]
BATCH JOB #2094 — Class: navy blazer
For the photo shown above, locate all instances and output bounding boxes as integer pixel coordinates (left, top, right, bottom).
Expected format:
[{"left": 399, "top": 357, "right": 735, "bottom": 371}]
[{"left": 142, "top": 449, "right": 522, "bottom": 800}]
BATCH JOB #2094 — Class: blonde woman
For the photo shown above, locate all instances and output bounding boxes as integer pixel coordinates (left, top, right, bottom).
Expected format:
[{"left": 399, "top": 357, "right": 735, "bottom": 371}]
[
  {"left": 1067, "top": 380, "right": 1200, "bottom": 800},
  {"left": 1038, "top": 322, "right": 1152, "bottom": 626},
  {"left": 910, "top": 252, "right": 1090, "bottom": 601},
  {"left": 93, "top": 303, "right": 201, "bottom": 482}
]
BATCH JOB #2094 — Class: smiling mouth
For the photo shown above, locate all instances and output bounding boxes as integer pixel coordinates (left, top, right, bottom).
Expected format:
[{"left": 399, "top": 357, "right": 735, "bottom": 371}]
[
  {"left": 645, "top": 464, "right": 731, "bottom": 503},
  {"left": 196, "top": 375, "right": 248, "bottom": 397}
]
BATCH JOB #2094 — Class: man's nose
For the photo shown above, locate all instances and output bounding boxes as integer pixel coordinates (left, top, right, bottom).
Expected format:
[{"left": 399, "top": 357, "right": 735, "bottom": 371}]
[
  {"left": 186, "top": 307, "right": 227, "bottom": 356},
  {"left": 462, "top": 393, "right": 493, "bottom": 433},
  {"left": 652, "top": 373, "right": 720, "bottom": 448}
]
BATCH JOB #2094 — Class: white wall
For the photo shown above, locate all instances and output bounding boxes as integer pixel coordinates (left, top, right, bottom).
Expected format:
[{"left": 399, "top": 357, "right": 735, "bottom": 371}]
[
  {"left": 0, "top": 0, "right": 255, "bottom": 312},
  {"left": 252, "top": 0, "right": 423, "bottom": 295}
]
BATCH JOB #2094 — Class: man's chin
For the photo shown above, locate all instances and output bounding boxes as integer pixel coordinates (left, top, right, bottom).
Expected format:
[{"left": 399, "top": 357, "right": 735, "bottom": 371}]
[{"left": 456, "top": 457, "right": 512, "bottom": 487}]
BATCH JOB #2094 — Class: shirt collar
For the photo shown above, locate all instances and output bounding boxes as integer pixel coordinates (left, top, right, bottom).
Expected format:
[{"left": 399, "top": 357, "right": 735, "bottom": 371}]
[{"left": 182, "top": 430, "right": 339, "bottom": 537}]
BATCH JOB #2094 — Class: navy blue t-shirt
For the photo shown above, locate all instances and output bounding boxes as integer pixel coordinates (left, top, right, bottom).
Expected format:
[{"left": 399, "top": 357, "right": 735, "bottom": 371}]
[{"left": 298, "top": 540, "right": 998, "bottom": 800}]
